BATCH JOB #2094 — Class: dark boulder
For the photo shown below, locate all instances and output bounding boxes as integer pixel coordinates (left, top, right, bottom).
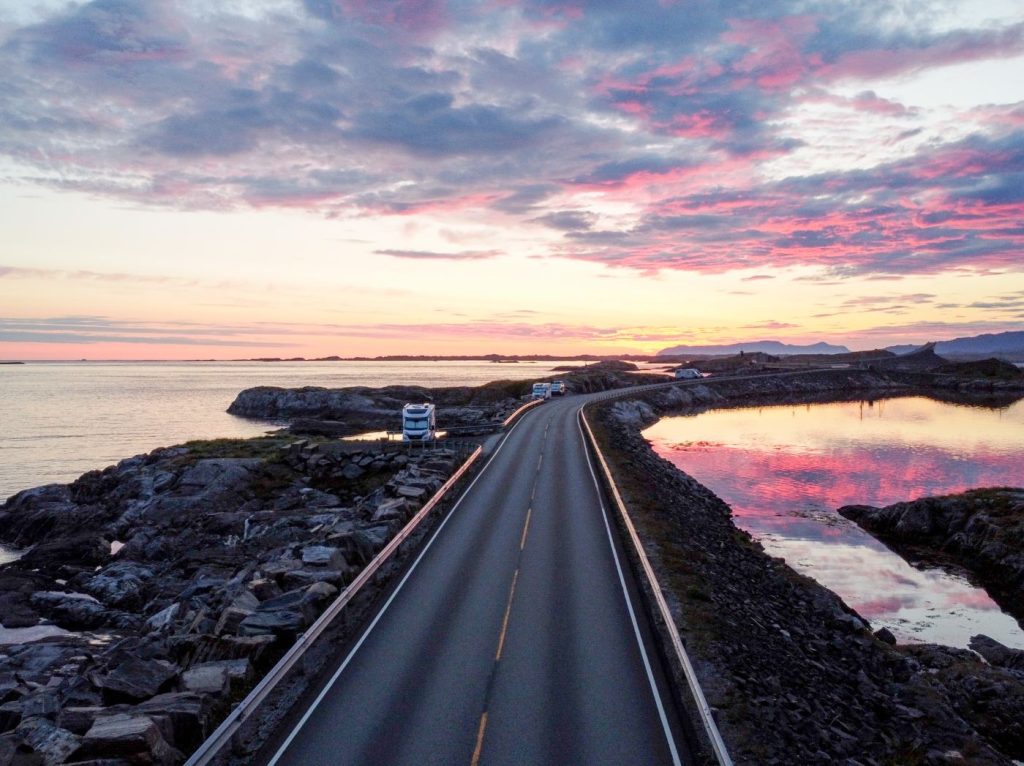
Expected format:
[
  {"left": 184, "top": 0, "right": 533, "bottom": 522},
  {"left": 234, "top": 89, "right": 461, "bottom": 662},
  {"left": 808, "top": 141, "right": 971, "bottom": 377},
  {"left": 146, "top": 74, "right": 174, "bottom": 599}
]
[
  {"left": 82, "top": 563, "right": 154, "bottom": 611},
  {"left": 94, "top": 660, "right": 177, "bottom": 705},
  {"left": 71, "top": 714, "right": 181, "bottom": 765}
]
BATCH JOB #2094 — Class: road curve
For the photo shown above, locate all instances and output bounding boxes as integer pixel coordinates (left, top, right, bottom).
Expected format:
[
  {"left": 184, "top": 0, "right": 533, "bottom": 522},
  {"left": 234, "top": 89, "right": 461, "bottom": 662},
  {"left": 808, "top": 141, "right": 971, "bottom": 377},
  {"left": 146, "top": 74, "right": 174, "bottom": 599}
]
[{"left": 264, "top": 393, "right": 691, "bottom": 766}]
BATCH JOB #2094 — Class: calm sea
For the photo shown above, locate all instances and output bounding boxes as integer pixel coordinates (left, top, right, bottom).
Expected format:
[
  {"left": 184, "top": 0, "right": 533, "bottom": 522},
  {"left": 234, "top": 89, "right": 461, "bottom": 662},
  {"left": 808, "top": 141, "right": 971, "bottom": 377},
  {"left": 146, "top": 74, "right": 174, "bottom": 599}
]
[
  {"left": 0, "top": 360, "right": 585, "bottom": 502},
  {"left": 645, "top": 396, "right": 1024, "bottom": 649}
]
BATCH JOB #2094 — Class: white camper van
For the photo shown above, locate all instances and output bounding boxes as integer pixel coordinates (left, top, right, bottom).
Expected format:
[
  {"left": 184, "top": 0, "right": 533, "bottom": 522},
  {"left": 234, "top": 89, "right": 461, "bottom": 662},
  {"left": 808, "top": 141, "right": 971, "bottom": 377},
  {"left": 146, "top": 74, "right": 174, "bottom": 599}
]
[
  {"left": 550, "top": 380, "right": 565, "bottom": 396},
  {"left": 674, "top": 368, "right": 702, "bottom": 380},
  {"left": 531, "top": 382, "right": 552, "bottom": 400},
  {"left": 402, "top": 403, "right": 437, "bottom": 441}
]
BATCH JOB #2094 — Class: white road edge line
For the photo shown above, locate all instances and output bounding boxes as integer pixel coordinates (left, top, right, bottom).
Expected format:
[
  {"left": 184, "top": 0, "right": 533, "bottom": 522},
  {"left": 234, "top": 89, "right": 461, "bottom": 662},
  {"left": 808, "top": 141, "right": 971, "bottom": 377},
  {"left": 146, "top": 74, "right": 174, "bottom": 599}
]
[
  {"left": 268, "top": 411, "right": 536, "bottom": 766},
  {"left": 576, "top": 408, "right": 683, "bottom": 766}
]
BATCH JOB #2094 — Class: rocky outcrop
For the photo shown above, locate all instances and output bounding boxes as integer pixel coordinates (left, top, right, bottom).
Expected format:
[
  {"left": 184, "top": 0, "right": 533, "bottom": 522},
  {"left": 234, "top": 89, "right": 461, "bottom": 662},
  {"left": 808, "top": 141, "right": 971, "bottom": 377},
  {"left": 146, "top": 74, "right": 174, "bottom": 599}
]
[
  {"left": 839, "top": 488, "right": 1024, "bottom": 622},
  {"left": 902, "top": 639, "right": 1024, "bottom": 760},
  {"left": 0, "top": 436, "right": 465, "bottom": 764},
  {"left": 226, "top": 383, "right": 523, "bottom": 429},
  {"left": 591, "top": 378, "right": 1024, "bottom": 764},
  {"left": 226, "top": 366, "right": 668, "bottom": 431}
]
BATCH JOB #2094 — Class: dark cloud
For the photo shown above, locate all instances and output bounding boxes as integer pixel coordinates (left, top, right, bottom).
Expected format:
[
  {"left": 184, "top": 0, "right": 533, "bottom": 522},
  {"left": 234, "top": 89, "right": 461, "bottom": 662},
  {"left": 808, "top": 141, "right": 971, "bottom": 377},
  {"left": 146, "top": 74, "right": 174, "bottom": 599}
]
[
  {"left": 350, "top": 92, "right": 564, "bottom": 156},
  {"left": 532, "top": 210, "right": 596, "bottom": 231},
  {"left": 574, "top": 156, "right": 693, "bottom": 185},
  {"left": 492, "top": 185, "right": 559, "bottom": 214}
]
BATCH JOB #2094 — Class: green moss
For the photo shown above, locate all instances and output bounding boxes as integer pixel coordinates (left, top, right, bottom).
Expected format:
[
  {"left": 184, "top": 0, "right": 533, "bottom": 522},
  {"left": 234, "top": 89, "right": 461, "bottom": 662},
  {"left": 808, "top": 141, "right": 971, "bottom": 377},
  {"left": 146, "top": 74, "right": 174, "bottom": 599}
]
[{"left": 180, "top": 434, "right": 294, "bottom": 460}]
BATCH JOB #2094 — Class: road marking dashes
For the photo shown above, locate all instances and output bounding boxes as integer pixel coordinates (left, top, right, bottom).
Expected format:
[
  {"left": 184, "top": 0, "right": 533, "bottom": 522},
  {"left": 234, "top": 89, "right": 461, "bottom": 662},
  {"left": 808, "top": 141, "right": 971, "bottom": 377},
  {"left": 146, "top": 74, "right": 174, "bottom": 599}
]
[
  {"left": 519, "top": 507, "right": 532, "bottom": 551},
  {"left": 495, "top": 569, "right": 519, "bottom": 661},
  {"left": 470, "top": 712, "right": 488, "bottom": 766}
]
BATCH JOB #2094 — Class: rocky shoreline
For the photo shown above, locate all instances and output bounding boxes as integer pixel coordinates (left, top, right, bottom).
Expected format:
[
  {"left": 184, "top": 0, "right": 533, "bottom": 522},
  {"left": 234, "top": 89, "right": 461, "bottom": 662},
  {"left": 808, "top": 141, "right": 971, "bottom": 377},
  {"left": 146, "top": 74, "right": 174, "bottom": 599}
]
[
  {"left": 0, "top": 436, "right": 471, "bottom": 764},
  {"left": 2, "top": 364, "right": 1022, "bottom": 764},
  {"left": 840, "top": 489, "right": 1024, "bottom": 625},
  {"left": 0, "top": 362, "right": 671, "bottom": 765},
  {"left": 590, "top": 371, "right": 1024, "bottom": 764}
]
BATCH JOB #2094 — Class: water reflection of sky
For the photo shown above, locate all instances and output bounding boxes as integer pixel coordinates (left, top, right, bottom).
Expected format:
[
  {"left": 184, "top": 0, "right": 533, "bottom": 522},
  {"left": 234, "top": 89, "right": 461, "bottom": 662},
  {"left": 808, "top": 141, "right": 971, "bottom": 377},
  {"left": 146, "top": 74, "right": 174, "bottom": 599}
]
[{"left": 644, "top": 396, "right": 1024, "bottom": 649}]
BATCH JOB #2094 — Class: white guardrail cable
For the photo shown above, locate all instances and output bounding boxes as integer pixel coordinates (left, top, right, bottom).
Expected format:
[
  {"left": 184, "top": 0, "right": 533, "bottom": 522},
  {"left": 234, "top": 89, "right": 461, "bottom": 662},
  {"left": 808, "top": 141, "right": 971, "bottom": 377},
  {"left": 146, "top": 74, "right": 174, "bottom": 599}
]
[{"left": 579, "top": 400, "right": 733, "bottom": 766}]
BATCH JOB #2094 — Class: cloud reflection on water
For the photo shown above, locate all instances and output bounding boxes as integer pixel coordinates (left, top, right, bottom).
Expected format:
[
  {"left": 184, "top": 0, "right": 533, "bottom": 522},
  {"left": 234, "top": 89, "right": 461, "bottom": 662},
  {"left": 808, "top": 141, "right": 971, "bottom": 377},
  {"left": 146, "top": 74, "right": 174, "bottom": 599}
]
[{"left": 645, "top": 396, "right": 1024, "bottom": 649}]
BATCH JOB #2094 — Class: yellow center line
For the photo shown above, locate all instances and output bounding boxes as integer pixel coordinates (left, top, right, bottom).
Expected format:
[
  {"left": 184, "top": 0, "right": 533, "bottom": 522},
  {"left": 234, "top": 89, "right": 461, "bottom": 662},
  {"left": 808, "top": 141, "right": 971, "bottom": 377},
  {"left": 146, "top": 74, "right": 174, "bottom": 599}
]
[
  {"left": 519, "top": 507, "right": 532, "bottom": 551},
  {"left": 474, "top": 427, "right": 543, "bottom": 766},
  {"left": 495, "top": 568, "right": 519, "bottom": 661},
  {"left": 470, "top": 712, "right": 488, "bottom": 766}
]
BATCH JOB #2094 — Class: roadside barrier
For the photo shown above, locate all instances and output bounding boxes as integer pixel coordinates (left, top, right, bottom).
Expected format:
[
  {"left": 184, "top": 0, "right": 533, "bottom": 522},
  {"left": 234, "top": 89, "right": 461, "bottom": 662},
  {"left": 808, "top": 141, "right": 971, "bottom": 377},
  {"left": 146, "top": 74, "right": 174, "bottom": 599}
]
[
  {"left": 580, "top": 405, "right": 734, "bottom": 766},
  {"left": 501, "top": 397, "right": 543, "bottom": 427},
  {"left": 185, "top": 445, "right": 484, "bottom": 766}
]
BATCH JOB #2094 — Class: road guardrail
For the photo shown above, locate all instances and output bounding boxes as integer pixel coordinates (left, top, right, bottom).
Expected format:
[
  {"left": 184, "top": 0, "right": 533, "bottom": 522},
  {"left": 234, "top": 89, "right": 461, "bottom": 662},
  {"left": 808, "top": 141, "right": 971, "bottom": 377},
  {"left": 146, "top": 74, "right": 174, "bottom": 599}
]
[
  {"left": 579, "top": 401, "right": 734, "bottom": 766},
  {"left": 502, "top": 397, "right": 543, "bottom": 427},
  {"left": 185, "top": 445, "right": 484, "bottom": 766}
]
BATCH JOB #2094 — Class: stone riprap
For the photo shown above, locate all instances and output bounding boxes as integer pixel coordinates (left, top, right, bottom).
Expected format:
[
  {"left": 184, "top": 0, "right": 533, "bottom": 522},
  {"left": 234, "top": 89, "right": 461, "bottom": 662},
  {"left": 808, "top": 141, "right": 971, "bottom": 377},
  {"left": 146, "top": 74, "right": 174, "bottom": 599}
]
[{"left": 0, "top": 437, "right": 462, "bottom": 764}]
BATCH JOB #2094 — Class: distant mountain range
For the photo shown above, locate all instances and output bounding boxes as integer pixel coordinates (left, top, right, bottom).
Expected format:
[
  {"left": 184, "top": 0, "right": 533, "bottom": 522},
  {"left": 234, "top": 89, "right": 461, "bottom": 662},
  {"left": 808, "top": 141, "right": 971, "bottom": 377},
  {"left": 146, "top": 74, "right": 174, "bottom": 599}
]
[
  {"left": 657, "top": 330, "right": 1024, "bottom": 360},
  {"left": 657, "top": 340, "right": 850, "bottom": 357},
  {"left": 886, "top": 330, "right": 1024, "bottom": 359}
]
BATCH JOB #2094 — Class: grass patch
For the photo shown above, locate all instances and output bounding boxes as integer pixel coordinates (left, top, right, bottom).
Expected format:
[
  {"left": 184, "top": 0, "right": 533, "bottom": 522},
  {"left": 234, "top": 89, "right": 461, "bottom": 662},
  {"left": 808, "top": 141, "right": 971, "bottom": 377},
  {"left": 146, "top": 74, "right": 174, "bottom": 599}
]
[{"left": 180, "top": 435, "right": 294, "bottom": 460}]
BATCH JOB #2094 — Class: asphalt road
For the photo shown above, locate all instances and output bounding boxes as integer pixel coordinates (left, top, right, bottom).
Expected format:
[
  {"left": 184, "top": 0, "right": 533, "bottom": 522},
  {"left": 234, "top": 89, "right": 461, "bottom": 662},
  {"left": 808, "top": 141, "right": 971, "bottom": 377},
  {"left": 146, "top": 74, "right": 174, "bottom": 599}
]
[{"left": 266, "top": 393, "right": 690, "bottom": 766}]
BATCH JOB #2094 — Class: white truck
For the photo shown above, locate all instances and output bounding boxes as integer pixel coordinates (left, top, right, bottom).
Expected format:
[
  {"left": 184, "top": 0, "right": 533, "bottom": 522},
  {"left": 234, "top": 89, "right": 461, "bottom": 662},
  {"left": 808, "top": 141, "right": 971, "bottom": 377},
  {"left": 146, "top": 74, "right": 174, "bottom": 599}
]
[
  {"left": 550, "top": 380, "right": 565, "bottom": 396},
  {"left": 402, "top": 403, "right": 437, "bottom": 441},
  {"left": 531, "top": 382, "right": 552, "bottom": 400}
]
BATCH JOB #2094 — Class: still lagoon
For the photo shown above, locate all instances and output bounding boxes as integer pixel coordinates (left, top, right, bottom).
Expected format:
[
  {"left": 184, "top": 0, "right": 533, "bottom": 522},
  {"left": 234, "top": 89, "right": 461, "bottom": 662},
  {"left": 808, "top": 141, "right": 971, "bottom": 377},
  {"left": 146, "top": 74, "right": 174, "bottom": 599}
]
[{"left": 644, "top": 396, "right": 1024, "bottom": 649}]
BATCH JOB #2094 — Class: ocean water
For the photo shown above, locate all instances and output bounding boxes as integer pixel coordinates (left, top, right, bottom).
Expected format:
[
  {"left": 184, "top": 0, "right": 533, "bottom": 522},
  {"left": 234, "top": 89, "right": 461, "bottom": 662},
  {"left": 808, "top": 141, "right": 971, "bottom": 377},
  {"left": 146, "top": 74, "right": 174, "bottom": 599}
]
[
  {"left": 644, "top": 396, "right": 1024, "bottom": 649},
  {"left": 0, "top": 360, "right": 586, "bottom": 502}
]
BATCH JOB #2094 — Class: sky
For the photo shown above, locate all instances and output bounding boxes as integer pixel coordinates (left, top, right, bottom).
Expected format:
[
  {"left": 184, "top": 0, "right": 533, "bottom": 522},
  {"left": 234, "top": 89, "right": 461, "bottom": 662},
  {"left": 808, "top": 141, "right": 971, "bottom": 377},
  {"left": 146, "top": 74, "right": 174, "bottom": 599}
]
[{"left": 1, "top": 0, "right": 1023, "bottom": 359}]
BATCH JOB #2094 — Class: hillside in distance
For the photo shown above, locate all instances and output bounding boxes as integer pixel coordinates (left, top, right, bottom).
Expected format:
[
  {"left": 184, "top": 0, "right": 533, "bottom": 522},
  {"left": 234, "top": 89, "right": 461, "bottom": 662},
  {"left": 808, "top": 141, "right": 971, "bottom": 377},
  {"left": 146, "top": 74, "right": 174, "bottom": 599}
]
[
  {"left": 887, "top": 330, "right": 1024, "bottom": 360},
  {"left": 658, "top": 340, "right": 850, "bottom": 357}
]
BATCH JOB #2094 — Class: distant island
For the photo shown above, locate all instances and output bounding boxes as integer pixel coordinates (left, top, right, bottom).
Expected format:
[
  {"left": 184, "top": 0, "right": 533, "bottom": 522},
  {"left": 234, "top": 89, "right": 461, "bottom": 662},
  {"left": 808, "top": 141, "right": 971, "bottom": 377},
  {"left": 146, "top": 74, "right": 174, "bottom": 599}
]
[
  {"left": 658, "top": 341, "right": 851, "bottom": 357},
  {"left": 234, "top": 353, "right": 663, "bottom": 363},
  {"left": 0, "top": 361, "right": 25, "bottom": 365}
]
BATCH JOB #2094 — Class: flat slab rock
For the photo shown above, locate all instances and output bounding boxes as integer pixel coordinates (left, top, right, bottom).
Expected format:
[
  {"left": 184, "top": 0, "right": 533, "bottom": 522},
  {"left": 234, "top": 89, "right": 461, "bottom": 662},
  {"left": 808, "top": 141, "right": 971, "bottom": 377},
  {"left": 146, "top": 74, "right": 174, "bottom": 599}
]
[
  {"left": 73, "top": 713, "right": 181, "bottom": 765},
  {"left": 15, "top": 717, "right": 80, "bottom": 764},
  {"left": 95, "top": 659, "right": 177, "bottom": 704}
]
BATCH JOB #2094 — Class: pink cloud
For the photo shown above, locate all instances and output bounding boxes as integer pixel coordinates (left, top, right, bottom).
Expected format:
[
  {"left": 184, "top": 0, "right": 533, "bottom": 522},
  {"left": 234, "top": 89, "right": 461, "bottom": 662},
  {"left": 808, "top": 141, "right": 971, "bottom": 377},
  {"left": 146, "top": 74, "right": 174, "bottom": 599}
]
[{"left": 821, "top": 22, "right": 1024, "bottom": 81}]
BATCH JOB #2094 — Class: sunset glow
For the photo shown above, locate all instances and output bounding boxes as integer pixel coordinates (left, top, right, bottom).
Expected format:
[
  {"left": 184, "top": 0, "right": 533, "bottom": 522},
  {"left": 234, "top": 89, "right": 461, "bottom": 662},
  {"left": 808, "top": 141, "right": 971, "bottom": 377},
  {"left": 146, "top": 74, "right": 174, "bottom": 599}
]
[{"left": 2, "top": 0, "right": 1023, "bottom": 359}]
